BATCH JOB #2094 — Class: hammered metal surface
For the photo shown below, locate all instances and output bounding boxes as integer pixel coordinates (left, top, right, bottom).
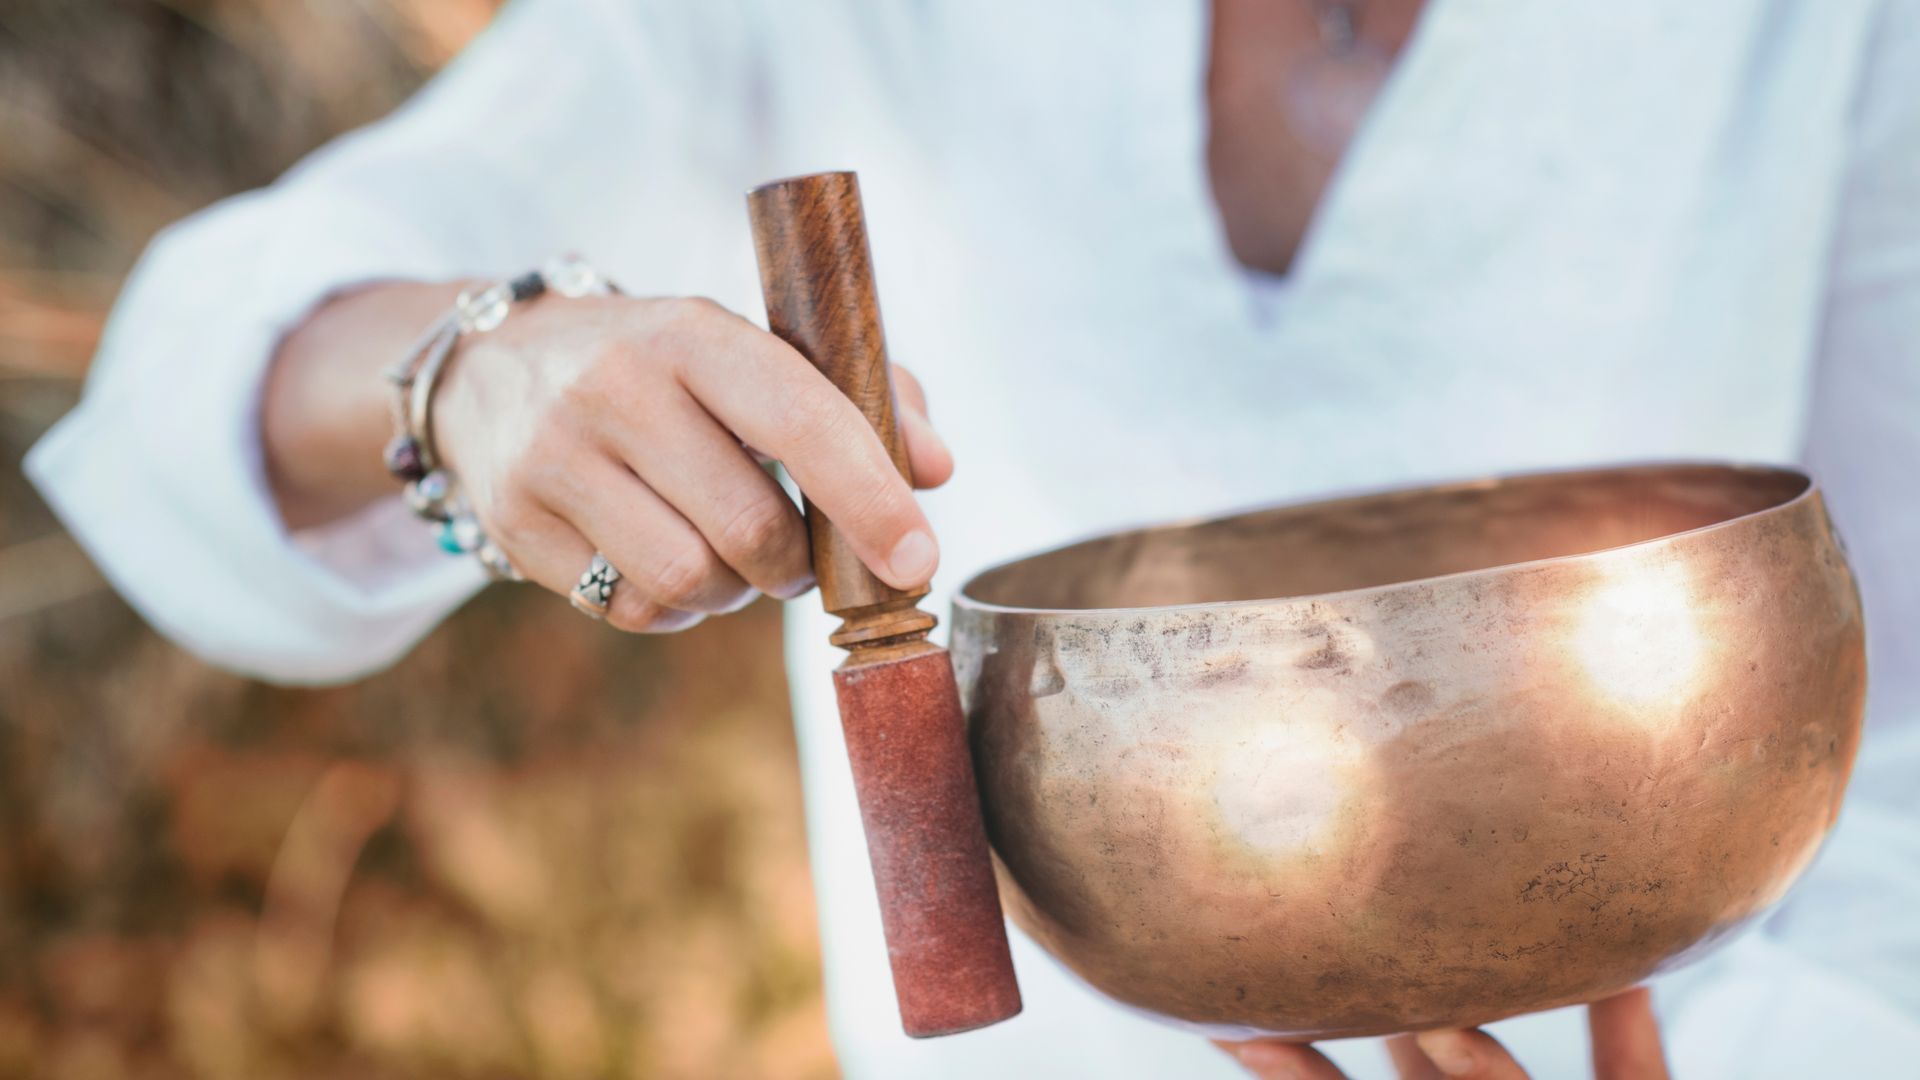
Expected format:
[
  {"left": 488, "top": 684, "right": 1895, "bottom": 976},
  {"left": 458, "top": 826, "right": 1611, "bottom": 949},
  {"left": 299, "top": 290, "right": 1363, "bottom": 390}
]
[{"left": 951, "top": 464, "right": 1865, "bottom": 1038}]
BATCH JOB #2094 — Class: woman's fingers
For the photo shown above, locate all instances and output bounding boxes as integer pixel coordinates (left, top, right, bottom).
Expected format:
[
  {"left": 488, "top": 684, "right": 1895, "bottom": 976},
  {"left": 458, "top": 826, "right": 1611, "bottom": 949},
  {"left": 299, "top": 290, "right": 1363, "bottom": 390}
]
[
  {"left": 896, "top": 397, "right": 953, "bottom": 491},
  {"left": 483, "top": 495, "right": 705, "bottom": 634},
  {"left": 548, "top": 454, "right": 756, "bottom": 616},
  {"left": 1387, "top": 1035, "right": 1447, "bottom": 1079},
  {"left": 1589, "top": 988, "right": 1670, "bottom": 1080},
  {"left": 1213, "top": 1039, "right": 1349, "bottom": 1079},
  {"left": 739, "top": 361, "right": 950, "bottom": 492},
  {"left": 891, "top": 360, "right": 929, "bottom": 416},
  {"left": 1403, "top": 1029, "right": 1530, "bottom": 1080},
  {"left": 605, "top": 388, "right": 814, "bottom": 600},
  {"left": 442, "top": 295, "right": 959, "bottom": 627},
  {"left": 666, "top": 302, "right": 939, "bottom": 590},
  {"left": 1218, "top": 992, "right": 1662, "bottom": 1080},
  {"left": 889, "top": 363, "right": 953, "bottom": 490}
]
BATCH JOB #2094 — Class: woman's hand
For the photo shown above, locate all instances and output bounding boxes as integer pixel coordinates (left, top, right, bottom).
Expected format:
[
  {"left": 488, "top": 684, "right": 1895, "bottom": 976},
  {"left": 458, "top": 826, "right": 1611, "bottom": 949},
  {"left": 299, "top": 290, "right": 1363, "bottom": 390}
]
[
  {"left": 1215, "top": 988, "right": 1669, "bottom": 1080},
  {"left": 264, "top": 283, "right": 952, "bottom": 630},
  {"left": 431, "top": 292, "right": 953, "bottom": 630}
]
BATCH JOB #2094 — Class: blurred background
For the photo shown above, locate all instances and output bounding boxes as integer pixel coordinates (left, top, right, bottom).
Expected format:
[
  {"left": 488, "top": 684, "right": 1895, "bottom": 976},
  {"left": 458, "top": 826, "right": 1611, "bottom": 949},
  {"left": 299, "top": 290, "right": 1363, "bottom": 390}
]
[{"left": 0, "top": 3, "right": 833, "bottom": 1077}]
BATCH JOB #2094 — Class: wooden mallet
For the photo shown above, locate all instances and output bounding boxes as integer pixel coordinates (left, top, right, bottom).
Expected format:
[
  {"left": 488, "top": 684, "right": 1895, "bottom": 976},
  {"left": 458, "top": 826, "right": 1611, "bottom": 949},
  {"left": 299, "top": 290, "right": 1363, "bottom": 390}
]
[{"left": 748, "top": 171, "right": 1022, "bottom": 1037}]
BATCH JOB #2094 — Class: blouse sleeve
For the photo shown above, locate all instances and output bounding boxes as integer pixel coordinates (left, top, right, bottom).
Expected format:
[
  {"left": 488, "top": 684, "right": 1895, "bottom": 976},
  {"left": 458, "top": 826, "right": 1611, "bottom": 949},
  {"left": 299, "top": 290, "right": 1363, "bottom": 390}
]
[
  {"left": 1655, "top": 1, "right": 1920, "bottom": 1072},
  {"left": 24, "top": 0, "right": 762, "bottom": 684}
]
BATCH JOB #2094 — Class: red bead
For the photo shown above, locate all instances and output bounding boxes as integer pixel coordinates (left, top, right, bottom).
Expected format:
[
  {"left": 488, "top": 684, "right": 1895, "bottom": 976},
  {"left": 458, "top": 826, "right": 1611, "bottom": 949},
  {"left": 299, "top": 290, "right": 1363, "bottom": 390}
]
[{"left": 384, "top": 435, "right": 426, "bottom": 482}]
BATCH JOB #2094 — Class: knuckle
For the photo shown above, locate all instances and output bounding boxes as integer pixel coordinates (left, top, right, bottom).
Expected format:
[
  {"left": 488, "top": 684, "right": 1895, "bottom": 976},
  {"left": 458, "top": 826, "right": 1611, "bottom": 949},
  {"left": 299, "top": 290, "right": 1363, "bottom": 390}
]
[
  {"left": 642, "top": 546, "right": 718, "bottom": 610},
  {"left": 637, "top": 297, "right": 732, "bottom": 379},
  {"left": 606, "top": 597, "right": 665, "bottom": 633},
  {"left": 657, "top": 295, "right": 726, "bottom": 339},
  {"left": 678, "top": 295, "right": 727, "bottom": 318},
  {"left": 716, "top": 494, "right": 797, "bottom": 564},
  {"left": 603, "top": 594, "right": 650, "bottom": 632}
]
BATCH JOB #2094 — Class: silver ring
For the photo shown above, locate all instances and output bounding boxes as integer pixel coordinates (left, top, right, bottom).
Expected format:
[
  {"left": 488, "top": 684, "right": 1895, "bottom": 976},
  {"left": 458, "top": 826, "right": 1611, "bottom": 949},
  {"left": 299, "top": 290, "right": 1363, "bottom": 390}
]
[{"left": 569, "top": 552, "right": 620, "bottom": 619}]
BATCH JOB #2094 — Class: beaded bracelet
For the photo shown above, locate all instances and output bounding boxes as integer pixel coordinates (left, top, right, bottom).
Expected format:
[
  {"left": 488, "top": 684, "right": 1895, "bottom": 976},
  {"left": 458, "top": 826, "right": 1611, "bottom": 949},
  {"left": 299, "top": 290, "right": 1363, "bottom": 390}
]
[{"left": 382, "top": 254, "right": 618, "bottom": 581}]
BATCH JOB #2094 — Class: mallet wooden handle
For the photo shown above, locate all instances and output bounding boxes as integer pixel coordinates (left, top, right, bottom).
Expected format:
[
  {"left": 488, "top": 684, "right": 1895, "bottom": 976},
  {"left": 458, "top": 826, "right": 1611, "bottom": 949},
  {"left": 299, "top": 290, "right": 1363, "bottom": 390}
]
[
  {"left": 748, "top": 171, "right": 935, "bottom": 650},
  {"left": 749, "top": 171, "right": 1022, "bottom": 1037}
]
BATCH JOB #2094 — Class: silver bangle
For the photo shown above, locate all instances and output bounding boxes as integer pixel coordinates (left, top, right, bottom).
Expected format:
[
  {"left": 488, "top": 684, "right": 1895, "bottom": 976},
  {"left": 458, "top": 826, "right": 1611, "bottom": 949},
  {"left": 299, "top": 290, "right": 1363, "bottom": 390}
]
[{"left": 405, "top": 320, "right": 460, "bottom": 475}]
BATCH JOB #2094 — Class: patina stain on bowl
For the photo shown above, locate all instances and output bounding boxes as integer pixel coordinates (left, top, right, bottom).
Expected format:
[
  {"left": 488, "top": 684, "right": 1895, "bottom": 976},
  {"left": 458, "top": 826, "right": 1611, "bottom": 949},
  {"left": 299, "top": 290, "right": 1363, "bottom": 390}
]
[{"left": 950, "top": 463, "right": 1864, "bottom": 1038}]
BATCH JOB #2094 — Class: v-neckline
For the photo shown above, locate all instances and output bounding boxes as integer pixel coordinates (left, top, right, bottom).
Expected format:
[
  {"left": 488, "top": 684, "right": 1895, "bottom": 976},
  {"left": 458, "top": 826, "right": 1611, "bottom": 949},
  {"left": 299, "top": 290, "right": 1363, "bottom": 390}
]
[{"left": 1194, "top": 0, "right": 1452, "bottom": 294}]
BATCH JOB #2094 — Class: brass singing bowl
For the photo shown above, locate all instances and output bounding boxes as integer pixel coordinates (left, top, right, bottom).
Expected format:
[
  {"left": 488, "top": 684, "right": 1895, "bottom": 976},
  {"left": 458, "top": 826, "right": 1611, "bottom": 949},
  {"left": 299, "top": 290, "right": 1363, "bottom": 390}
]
[{"left": 950, "top": 463, "right": 1865, "bottom": 1039}]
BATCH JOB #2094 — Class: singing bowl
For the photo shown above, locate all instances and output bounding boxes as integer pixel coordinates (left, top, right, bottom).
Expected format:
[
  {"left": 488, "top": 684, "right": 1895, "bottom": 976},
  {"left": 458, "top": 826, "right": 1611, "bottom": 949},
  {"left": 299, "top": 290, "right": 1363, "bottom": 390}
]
[{"left": 950, "top": 463, "right": 1865, "bottom": 1039}]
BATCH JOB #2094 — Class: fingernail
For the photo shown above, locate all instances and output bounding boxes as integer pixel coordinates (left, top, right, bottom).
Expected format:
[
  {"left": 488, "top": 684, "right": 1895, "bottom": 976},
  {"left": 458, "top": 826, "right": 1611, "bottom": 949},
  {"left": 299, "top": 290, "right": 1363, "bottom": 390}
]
[
  {"left": 651, "top": 609, "right": 706, "bottom": 633},
  {"left": 1418, "top": 1031, "right": 1478, "bottom": 1075},
  {"left": 1222, "top": 1043, "right": 1298, "bottom": 1080},
  {"left": 887, "top": 530, "right": 938, "bottom": 585},
  {"left": 769, "top": 573, "right": 815, "bottom": 601}
]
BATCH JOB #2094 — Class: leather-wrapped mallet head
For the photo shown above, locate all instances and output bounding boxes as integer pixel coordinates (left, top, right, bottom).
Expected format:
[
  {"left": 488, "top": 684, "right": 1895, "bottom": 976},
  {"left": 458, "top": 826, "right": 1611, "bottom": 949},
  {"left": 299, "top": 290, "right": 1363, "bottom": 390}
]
[{"left": 748, "top": 171, "right": 1022, "bottom": 1037}]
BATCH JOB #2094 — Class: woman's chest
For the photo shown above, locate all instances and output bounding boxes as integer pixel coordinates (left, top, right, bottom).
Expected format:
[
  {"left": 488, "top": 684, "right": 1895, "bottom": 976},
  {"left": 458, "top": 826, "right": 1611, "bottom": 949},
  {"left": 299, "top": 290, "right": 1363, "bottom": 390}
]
[{"left": 718, "top": 2, "right": 1855, "bottom": 561}]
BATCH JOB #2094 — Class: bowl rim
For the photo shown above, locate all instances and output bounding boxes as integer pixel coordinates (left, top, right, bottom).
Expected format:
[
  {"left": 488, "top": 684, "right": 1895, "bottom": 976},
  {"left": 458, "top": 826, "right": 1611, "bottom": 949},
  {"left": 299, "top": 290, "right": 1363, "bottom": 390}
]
[{"left": 952, "top": 460, "right": 1816, "bottom": 618}]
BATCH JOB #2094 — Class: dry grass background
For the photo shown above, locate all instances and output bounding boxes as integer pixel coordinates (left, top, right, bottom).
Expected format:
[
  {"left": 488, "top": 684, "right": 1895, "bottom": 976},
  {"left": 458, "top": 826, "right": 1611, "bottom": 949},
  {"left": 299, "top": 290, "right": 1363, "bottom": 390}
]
[{"left": 0, "top": 3, "right": 834, "bottom": 1077}]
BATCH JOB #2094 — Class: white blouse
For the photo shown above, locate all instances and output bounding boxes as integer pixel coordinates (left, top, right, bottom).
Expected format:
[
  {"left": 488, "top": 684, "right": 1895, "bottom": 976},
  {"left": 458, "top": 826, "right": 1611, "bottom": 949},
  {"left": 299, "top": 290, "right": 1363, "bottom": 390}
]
[{"left": 28, "top": 1, "right": 1920, "bottom": 1076}]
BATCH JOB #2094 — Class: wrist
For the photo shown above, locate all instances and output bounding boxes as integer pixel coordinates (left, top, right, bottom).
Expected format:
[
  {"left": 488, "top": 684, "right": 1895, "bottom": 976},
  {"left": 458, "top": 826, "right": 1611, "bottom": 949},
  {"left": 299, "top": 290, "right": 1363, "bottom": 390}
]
[{"left": 264, "top": 281, "right": 463, "bottom": 529}]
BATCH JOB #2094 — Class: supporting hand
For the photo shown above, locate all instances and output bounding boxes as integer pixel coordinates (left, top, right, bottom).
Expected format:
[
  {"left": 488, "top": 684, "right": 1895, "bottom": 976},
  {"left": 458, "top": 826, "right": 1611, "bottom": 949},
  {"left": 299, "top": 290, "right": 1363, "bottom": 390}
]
[{"left": 1216, "top": 987, "right": 1669, "bottom": 1080}]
